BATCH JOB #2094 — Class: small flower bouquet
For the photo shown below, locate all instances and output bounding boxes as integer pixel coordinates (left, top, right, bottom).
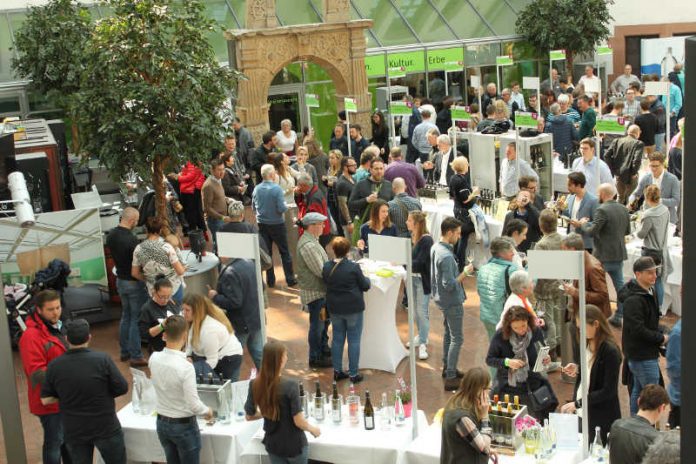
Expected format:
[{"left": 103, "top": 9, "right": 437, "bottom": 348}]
[
  {"left": 516, "top": 415, "right": 541, "bottom": 454},
  {"left": 515, "top": 414, "right": 539, "bottom": 432},
  {"left": 396, "top": 376, "right": 411, "bottom": 404}
]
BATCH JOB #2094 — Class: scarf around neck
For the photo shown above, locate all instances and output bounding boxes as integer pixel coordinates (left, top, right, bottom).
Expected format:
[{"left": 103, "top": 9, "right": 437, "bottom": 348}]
[{"left": 508, "top": 330, "right": 532, "bottom": 387}]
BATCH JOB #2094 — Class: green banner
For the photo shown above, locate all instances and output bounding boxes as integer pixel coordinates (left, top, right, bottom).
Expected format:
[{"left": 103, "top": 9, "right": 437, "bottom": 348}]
[
  {"left": 549, "top": 49, "right": 566, "bottom": 61},
  {"left": 450, "top": 106, "right": 472, "bottom": 121},
  {"left": 496, "top": 55, "right": 514, "bottom": 66},
  {"left": 427, "top": 47, "right": 464, "bottom": 72},
  {"left": 596, "top": 46, "right": 613, "bottom": 56},
  {"left": 387, "top": 51, "right": 425, "bottom": 78},
  {"left": 595, "top": 117, "right": 627, "bottom": 135},
  {"left": 389, "top": 101, "right": 412, "bottom": 116},
  {"left": 305, "top": 94, "right": 320, "bottom": 108},
  {"left": 514, "top": 111, "right": 539, "bottom": 129},
  {"left": 344, "top": 97, "right": 357, "bottom": 113},
  {"left": 364, "top": 54, "right": 386, "bottom": 78}
]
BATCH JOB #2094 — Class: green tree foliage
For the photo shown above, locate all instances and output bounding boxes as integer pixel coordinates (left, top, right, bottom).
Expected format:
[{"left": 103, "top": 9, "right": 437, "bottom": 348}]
[
  {"left": 11, "top": 0, "right": 92, "bottom": 152},
  {"left": 516, "top": 0, "right": 614, "bottom": 69},
  {"left": 78, "top": 0, "right": 240, "bottom": 222}
]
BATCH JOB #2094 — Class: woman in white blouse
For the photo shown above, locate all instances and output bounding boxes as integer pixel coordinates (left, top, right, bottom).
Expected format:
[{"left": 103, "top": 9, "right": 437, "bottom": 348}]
[
  {"left": 276, "top": 119, "right": 299, "bottom": 158},
  {"left": 183, "top": 293, "right": 243, "bottom": 382},
  {"left": 269, "top": 152, "right": 300, "bottom": 204}
]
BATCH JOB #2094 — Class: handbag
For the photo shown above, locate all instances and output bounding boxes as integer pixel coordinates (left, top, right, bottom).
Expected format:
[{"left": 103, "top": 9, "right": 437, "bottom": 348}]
[{"left": 526, "top": 382, "right": 558, "bottom": 414}]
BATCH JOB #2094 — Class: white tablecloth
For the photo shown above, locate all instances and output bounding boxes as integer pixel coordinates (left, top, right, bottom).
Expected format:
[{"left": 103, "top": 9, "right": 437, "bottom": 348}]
[
  {"left": 241, "top": 409, "right": 428, "bottom": 464},
  {"left": 109, "top": 403, "right": 262, "bottom": 464},
  {"left": 401, "top": 422, "right": 584, "bottom": 464},
  {"left": 358, "top": 260, "right": 408, "bottom": 372}
]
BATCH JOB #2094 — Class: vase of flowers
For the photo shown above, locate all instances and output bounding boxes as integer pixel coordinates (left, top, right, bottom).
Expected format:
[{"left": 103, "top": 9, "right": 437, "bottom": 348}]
[
  {"left": 396, "top": 377, "right": 412, "bottom": 417},
  {"left": 516, "top": 415, "right": 541, "bottom": 455}
]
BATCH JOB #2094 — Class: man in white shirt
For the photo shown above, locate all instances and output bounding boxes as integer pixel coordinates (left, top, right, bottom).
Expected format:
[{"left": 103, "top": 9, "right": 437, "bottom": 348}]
[
  {"left": 510, "top": 82, "right": 526, "bottom": 111},
  {"left": 578, "top": 65, "right": 599, "bottom": 89},
  {"left": 499, "top": 142, "right": 538, "bottom": 199},
  {"left": 571, "top": 138, "right": 613, "bottom": 195},
  {"left": 150, "top": 315, "right": 213, "bottom": 464}
]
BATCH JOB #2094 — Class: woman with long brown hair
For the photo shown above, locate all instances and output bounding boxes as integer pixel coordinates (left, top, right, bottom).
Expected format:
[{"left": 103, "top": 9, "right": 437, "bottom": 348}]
[
  {"left": 245, "top": 342, "right": 320, "bottom": 464},
  {"left": 182, "top": 293, "right": 243, "bottom": 382},
  {"left": 405, "top": 211, "right": 434, "bottom": 360},
  {"left": 560, "top": 304, "right": 622, "bottom": 443},
  {"left": 356, "top": 199, "right": 397, "bottom": 254},
  {"left": 269, "top": 152, "right": 298, "bottom": 203},
  {"left": 441, "top": 367, "right": 498, "bottom": 464}
]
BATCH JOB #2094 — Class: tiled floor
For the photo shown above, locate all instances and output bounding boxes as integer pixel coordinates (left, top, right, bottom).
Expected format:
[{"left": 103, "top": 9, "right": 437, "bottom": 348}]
[{"left": 2, "top": 268, "right": 674, "bottom": 463}]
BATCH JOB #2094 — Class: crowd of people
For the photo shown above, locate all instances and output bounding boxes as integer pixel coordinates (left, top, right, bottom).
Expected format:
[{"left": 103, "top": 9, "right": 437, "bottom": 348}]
[{"left": 15, "top": 62, "right": 684, "bottom": 464}]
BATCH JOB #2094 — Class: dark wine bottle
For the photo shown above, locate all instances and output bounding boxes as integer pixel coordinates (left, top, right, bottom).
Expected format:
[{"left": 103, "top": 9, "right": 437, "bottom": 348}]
[
  {"left": 364, "top": 390, "right": 375, "bottom": 430},
  {"left": 314, "top": 381, "right": 324, "bottom": 421}
]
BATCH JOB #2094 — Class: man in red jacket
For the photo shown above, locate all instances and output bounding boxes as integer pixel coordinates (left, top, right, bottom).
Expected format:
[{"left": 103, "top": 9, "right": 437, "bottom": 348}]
[
  {"left": 19, "top": 290, "right": 69, "bottom": 464},
  {"left": 294, "top": 172, "right": 330, "bottom": 240}
]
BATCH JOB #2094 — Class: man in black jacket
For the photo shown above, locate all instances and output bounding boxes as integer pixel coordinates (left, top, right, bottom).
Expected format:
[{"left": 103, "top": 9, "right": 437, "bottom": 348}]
[
  {"left": 41, "top": 319, "right": 129, "bottom": 463},
  {"left": 250, "top": 131, "right": 276, "bottom": 184},
  {"left": 609, "top": 384, "right": 669, "bottom": 464},
  {"left": 348, "top": 158, "right": 394, "bottom": 219},
  {"left": 208, "top": 258, "right": 262, "bottom": 369},
  {"left": 604, "top": 125, "right": 644, "bottom": 205},
  {"left": 618, "top": 257, "right": 668, "bottom": 415}
]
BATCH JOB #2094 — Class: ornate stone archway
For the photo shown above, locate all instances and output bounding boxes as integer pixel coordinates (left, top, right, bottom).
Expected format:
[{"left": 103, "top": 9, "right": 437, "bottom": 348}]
[{"left": 225, "top": 0, "right": 373, "bottom": 143}]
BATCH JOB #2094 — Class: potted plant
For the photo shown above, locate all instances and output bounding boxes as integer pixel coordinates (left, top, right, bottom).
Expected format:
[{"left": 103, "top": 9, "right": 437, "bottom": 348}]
[
  {"left": 516, "top": 415, "right": 541, "bottom": 455},
  {"left": 396, "top": 377, "right": 412, "bottom": 417}
]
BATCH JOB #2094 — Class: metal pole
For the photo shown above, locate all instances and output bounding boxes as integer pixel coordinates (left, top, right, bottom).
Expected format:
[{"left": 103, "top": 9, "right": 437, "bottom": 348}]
[
  {"left": 578, "top": 256, "right": 589, "bottom": 457},
  {"left": 346, "top": 108, "right": 352, "bottom": 160},
  {"left": 496, "top": 65, "right": 501, "bottom": 96},
  {"left": 405, "top": 241, "right": 419, "bottom": 439},
  {"left": 666, "top": 88, "right": 671, "bottom": 155},
  {"left": 0, "top": 269, "right": 28, "bottom": 463},
  {"left": 597, "top": 62, "right": 603, "bottom": 117}
]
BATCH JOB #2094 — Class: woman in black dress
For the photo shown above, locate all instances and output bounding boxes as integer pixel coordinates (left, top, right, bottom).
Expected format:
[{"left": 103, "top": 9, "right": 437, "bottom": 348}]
[
  {"left": 370, "top": 110, "right": 390, "bottom": 163},
  {"left": 448, "top": 156, "right": 478, "bottom": 272},
  {"left": 559, "top": 304, "right": 622, "bottom": 443},
  {"left": 245, "top": 342, "right": 321, "bottom": 464}
]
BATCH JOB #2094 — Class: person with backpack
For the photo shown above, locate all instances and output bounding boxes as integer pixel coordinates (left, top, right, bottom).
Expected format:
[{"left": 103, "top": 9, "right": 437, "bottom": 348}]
[
  {"left": 603, "top": 125, "right": 644, "bottom": 205},
  {"left": 476, "top": 237, "right": 522, "bottom": 341}
]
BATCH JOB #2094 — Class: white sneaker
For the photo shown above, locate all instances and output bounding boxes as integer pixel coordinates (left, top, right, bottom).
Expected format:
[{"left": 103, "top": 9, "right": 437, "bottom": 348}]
[
  {"left": 405, "top": 335, "right": 420, "bottom": 348},
  {"left": 418, "top": 344, "right": 429, "bottom": 360}
]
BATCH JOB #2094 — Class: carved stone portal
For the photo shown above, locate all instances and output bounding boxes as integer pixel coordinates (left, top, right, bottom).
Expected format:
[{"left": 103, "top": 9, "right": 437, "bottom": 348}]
[{"left": 225, "top": 1, "right": 372, "bottom": 144}]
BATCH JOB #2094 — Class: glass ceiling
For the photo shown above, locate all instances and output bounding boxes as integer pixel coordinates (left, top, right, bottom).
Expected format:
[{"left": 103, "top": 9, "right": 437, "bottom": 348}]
[{"left": 0, "top": 0, "right": 530, "bottom": 83}]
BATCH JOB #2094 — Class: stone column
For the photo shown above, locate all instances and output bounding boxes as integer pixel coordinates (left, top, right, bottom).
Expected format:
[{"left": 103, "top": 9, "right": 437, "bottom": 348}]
[
  {"left": 323, "top": 0, "right": 350, "bottom": 23},
  {"left": 246, "top": 0, "right": 277, "bottom": 29}
]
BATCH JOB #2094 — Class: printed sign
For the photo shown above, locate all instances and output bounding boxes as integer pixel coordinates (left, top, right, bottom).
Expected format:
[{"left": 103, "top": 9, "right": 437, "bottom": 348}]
[
  {"left": 427, "top": 47, "right": 465, "bottom": 72},
  {"left": 496, "top": 55, "right": 514, "bottom": 66},
  {"left": 450, "top": 106, "right": 472, "bottom": 121},
  {"left": 514, "top": 112, "right": 539, "bottom": 129},
  {"left": 305, "top": 94, "right": 320, "bottom": 108},
  {"left": 344, "top": 97, "right": 357, "bottom": 113},
  {"left": 387, "top": 51, "right": 425, "bottom": 78},
  {"left": 365, "top": 54, "right": 386, "bottom": 78},
  {"left": 389, "top": 101, "right": 413, "bottom": 116},
  {"left": 595, "top": 117, "right": 627, "bottom": 135},
  {"left": 549, "top": 50, "right": 566, "bottom": 61},
  {"left": 596, "top": 46, "right": 613, "bottom": 56},
  {"left": 522, "top": 76, "right": 540, "bottom": 90}
]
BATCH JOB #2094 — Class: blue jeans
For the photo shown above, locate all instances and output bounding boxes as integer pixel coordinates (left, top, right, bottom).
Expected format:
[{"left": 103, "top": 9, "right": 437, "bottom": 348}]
[
  {"left": 602, "top": 261, "right": 625, "bottom": 319},
  {"left": 236, "top": 330, "right": 264, "bottom": 369},
  {"left": 258, "top": 222, "right": 295, "bottom": 286},
  {"left": 66, "top": 430, "right": 126, "bottom": 464},
  {"left": 307, "top": 298, "right": 330, "bottom": 362},
  {"left": 268, "top": 445, "right": 309, "bottom": 464},
  {"left": 156, "top": 418, "right": 201, "bottom": 464},
  {"left": 655, "top": 276, "right": 665, "bottom": 309},
  {"left": 331, "top": 312, "right": 364, "bottom": 376},
  {"left": 172, "top": 284, "right": 184, "bottom": 305},
  {"left": 412, "top": 275, "right": 430, "bottom": 344},
  {"left": 628, "top": 358, "right": 661, "bottom": 415},
  {"left": 440, "top": 305, "right": 464, "bottom": 379},
  {"left": 116, "top": 278, "right": 149, "bottom": 359},
  {"left": 207, "top": 218, "right": 224, "bottom": 253},
  {"left": 39, "top": 413, "right": 66, "bottom": 464},
  {"left": 193, "top": 354, "right": 243, "bottom": 382},
  {"left": 655, "top": 133, "right": 666, "bottom": 154}
]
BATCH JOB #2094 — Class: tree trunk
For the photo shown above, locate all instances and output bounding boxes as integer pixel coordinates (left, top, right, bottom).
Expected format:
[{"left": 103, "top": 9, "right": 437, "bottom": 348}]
[
  {"left": 152, "top": 154, "right": 169, "bottom": 229},
  {"left": 70, "top": 121, "right": 80, "bottom": 154},
  {"left": 567, "top": 51, "right": 575, "bottom": 83}
]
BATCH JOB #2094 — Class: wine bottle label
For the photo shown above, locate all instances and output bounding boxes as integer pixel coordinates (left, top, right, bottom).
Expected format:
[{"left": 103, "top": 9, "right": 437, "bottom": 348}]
[{"left": 365, "top": 417, "right": 374, "bottom": 429}]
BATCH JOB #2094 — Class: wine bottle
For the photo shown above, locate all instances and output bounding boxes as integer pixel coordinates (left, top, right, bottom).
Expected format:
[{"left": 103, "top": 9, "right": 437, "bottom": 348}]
[
  {"left": 364, "top": 390, "right": 375, "bottom": 430},
  {"left": 348, "top": 383, "right": 360, "bottom": 425},
  {"left": 504, "top": 394, "right": 510, "bottom": 404},
  {"left": 506, "top": 403, "right": 513, "bottom": 417},
  {"left": 207, "top": 373, "right": 214, "bottom": 385},
  {"left": 591, "top": 426, "right": 604, "bottom": 458},
  {"left": 314, "top": 381, "right": 324, "bottom": 421},
  {"left": 514, "top": 395, "right": 520, "bottom": 410},
  {"left": 331, "top": 381, "right": 342, "bottom": 423},
  {"left": 299, "top": 382, "right": 308, "bottom": 418}
]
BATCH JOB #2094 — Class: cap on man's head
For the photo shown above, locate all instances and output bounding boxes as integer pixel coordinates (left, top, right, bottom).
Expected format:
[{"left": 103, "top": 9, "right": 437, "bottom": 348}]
[
  {"left": 301, "top": 212, "right": 327, "bottom": 227},
  {"left": 66, "top": 319, "right": 90, "bottom": 345},
  {"left": 633, "top": 256, "right": 659, "bottom": 273},
  {"left": 227, "top": 200, "right": 245, "bottom": 217}
]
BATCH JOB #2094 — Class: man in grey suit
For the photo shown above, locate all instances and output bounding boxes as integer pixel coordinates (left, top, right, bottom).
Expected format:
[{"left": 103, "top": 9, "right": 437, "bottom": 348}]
[
  {"left": 560, "top": 172, "right": 598, "bottom": 253},
  {"left": 629, "top": 152, "right": 681, "bottom": 224},
  {"left": 579, "top": 183, "right": 631, "bottom": 327}
]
